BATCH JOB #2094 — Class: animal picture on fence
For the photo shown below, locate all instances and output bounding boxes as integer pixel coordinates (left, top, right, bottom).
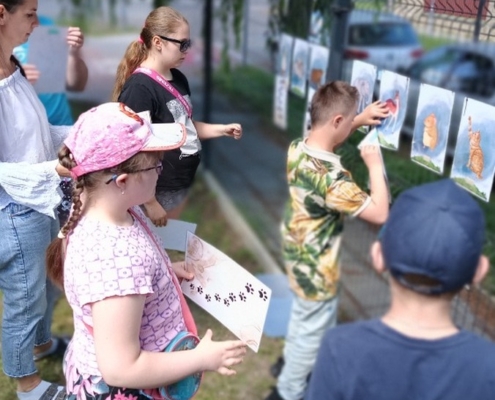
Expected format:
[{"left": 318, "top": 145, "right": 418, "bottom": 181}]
[
  {"left": 411, "top": 84, "right": 454, "bottom": 174},
  {"left": 308, "top": 43, "right": 329, "bottom": 90},
  {"left": 303, "top": 87, "right": 316, "bottom": 138},
  {"left": 290, "top": 38, "right": 310, "bottom": 98},
  {"left": 451, "top": 98, "right": 495, "bottom": 202},
  {"left": 467, "top": 116, "right": 484, "bottom": 179},
  {"left": 376, "top": 70, "right": 409, "bottom": 150},
  {"left": 350, "top": 60, "right": 377, "bottom": 117},
  {"left": 277, "top": 33, "right": 294, "bottom": 80}
]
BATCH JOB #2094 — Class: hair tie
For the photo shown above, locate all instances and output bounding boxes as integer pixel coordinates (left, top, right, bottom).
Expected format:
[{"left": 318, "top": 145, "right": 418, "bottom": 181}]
[
  {"left": 137, "top": 37, "right": 144, "bottom": 44},
  {"left": 57, "top": 230, "right": 66, "bottom": 239}
]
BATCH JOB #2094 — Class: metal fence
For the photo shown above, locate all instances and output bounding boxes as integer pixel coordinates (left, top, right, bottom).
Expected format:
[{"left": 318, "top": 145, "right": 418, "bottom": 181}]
[{"left": 334, "top": 0, "right": 495, "bottom": 341}]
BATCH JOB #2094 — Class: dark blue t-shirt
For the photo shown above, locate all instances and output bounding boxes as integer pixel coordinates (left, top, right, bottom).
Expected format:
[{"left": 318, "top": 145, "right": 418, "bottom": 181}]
[{"left": 305, "top": 319, "right": 495, "bottom": 400}]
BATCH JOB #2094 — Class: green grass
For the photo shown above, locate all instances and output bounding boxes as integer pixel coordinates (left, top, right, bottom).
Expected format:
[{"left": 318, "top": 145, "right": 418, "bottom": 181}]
[
  {"left": 0, "top": 177, "right": 283, "bottom": 399},
  {"left": 419, "top": 34, "right": 454, "bottom": 51}
]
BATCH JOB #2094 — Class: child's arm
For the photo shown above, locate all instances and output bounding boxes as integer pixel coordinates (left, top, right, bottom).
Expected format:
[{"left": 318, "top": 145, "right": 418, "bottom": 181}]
[
  {"left": 142, "top": 197, "right": 168, "bottom": 227},
  {"left": 351, "top": 101, "right": 389, "bottom": 131},
  {"left": 91, "top": 295, "right": 246, "bottom": 389},
  {"left": 193, "top": 121, "right": 243, "bottom": 140},
  {"left": 356, "top": 145, "right": 389, "bottom": 224}
]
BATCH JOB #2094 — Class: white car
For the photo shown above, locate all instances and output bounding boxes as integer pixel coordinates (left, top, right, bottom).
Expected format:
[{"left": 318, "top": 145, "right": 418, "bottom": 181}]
[{"left": 341, "top": 10, "right": 424, "bottom": 81}]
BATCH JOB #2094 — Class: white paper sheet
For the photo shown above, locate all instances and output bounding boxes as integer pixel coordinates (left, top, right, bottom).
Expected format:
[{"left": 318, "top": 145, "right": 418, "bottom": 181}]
[
  {"left": 182, "top": 232, "right": 272, "bottom": 352},
  {"left": 23, "top": 26, "right": 69, "bottom": 93},
  {"left": 150, "top": 219, "right": 197, "bottom": 252}
]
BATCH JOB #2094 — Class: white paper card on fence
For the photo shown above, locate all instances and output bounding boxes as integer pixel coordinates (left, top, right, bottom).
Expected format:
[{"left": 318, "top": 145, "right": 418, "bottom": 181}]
[
  {"left": 308, "top": 44, "right": 329, "bottom": 90},
  {"left": 451, "top": 98, "right": 495, "bottom": 202},
  {"left": 182, "top": 232, "right": 272, "bottom": 352},
  {"left": 273, "top": 75, "right": 289, "bottom": 130},
  {"left": 277, "top": 33, "right": 294, "bottom": 80},
  {"left": 290, "top": 38, "right": 310, "bottom": 98},
  {"left": 350, "top": 61, "right": 377, "bottom": 117},
  {"left": 377, "top": 70, "right": 409, "bottom": 150},
  {"left": 303, "top": 87, "right": 315, "bottom": 138},
  {"left": 357, "top": 128, "right": 391, "bottom": 203},
  {"left": 150, "top": 219, "right": 197, "bottom": 252},
  {"left": 410, "top": 84, "right": 454, "bottom": 175},
  {"left": 15, "top": 26, "right": 68, "bottom": 93}
]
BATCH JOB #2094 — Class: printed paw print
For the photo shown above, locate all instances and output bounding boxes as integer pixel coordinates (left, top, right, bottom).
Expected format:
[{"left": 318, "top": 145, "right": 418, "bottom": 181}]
[
  {"left": 258, "top": 289, "right": 268, "bottom": 301},
  {"left": 215, "top": 293, "right": 221, "bottom": 302},
  {"left": 189, "top": 283, "right": 195, "bottom": 290},
  {"left": 223, "top": 298, "right": 230, "bottom": 307},
  {"left": 228, "top": 292, "right": 236, "bottom": 302},
  {"left": 239, "top": 292, "right": 247, "bottom": 302},
  {"left": 245, "top": 283, "right": 254, "bottom": 294},
  {"left": 197, "top": 286, "right": 203, "bottom": 294},
  {"left": 205, "top": 294, "right": 211, "bottom": 302}
]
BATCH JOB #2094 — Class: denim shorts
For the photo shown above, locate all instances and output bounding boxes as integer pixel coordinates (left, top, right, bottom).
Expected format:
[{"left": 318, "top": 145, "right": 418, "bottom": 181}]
[
  {"left": 0, "top": 203, "right": 60, "bottom": 377},
  {"left": 155, "top": 188, "right": 189, "bottom": 211}
]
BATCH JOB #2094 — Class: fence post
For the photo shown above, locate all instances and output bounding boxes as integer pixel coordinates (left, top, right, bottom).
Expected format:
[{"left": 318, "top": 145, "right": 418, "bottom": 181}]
[
  {"left": 202, "top": 0, "right": 213, "bottom": 169},
  {"left": 326, "top": 0, "right": 353, "bottom": 81},
  {"left": 242, "top": 0, "right": 250, "bottom": 65},
  {"left": 474, "top": 0, "right": 488, "bottom": 42}
]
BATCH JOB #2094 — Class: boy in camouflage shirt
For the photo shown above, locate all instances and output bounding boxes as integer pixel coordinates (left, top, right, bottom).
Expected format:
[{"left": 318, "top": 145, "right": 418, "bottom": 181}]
[{"left": 267, "top": 81, "right": 390, "bottom": 400}]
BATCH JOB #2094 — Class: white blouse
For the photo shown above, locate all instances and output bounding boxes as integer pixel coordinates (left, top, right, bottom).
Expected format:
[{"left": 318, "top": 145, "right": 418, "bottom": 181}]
[{"left": 0, "top": 68, "right": 69, "bottom": 218}]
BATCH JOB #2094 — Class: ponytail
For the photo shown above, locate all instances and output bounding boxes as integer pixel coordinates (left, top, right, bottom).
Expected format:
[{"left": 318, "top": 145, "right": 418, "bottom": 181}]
[{"left": 111, "top": 39, "right": 148, "bottom": 101}]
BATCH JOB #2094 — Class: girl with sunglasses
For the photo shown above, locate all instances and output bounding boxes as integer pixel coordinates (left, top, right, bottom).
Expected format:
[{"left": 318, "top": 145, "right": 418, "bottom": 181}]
[{"left": 112, "top": 6, "right": 243, "bottom": 227}]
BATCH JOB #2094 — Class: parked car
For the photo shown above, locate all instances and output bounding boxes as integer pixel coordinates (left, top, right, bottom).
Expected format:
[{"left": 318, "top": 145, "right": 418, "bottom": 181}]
[
  {"left": 396, "top": 42, "right": 495, "bottom": 155},
  {"left": 343, "top": 10, "right": 424, "bottom": 71}
]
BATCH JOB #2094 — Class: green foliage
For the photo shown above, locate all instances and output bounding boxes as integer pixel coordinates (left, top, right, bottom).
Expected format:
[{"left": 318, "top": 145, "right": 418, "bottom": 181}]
[{"left": 218, "top": 0, "right": 244, "bottom": 73}]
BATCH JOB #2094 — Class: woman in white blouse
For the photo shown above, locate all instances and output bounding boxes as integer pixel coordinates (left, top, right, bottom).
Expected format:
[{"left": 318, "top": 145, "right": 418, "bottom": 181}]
[{"left": 0, "top": 1, "right": 73, "bottom": 399}]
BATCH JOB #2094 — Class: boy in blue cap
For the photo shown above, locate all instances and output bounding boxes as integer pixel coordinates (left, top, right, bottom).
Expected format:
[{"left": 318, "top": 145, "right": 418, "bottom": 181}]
[{"left": 306, "top": 179, "right": 495, "bottom": 400}]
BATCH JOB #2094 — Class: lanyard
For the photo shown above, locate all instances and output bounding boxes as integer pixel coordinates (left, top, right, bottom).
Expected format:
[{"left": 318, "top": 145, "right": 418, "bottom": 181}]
[
  {"left": 129, "top": 208, "right": 198, "bottom": 336},
  {"left": 133, "top": 67, "right": 193, "bottom": 118}
]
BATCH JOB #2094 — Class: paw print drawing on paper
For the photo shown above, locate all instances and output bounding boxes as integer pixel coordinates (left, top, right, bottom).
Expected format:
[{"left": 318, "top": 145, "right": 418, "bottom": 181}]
[
  {"left": 239, "top": 292, "right": 247, "bottom": 302},
  {"left": 197, "top": 286, "right": 203, "bottom": 295},
  {"left": 223, "top": 298, "right": 230, "bottom": 307},
  {"left": 258, "top": 289, "right": 268, "bottom": 301},
  {"left": 229, "top": 292, "right": 236, "bottom": 302},
  {"left": 245, "top": 283, "right": 254, "bottom": 294},
  {"left": 189, "top": 283, "right": 195, "bottom": 291},
  {"left": 205, "top": 294, "right": 211, "bottom": 302},
  {"left": 215, "top": 293, "right": 221, "bottom": 302}
]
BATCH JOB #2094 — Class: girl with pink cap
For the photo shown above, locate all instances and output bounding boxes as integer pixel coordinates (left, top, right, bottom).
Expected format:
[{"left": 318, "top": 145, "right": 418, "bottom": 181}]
[{"left": 46, "top": 102, "right": 246, "bottom": 399}]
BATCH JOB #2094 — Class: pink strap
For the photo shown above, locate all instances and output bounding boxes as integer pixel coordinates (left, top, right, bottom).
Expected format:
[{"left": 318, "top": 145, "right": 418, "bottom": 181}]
[
  {"left": 133, "top": 67, "right": 193, "bottom": 118},
  {"left": 129, "top": 209, "right": 197, "bottom": 335}
]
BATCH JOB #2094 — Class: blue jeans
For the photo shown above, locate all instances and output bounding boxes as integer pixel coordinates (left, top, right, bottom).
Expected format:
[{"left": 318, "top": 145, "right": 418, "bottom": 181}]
[
  {"left": 277, "top": 295, "right": 339, "bottom": 400},
  {"left": 0, "top": 204, "right": 60, "bottom": 378}
]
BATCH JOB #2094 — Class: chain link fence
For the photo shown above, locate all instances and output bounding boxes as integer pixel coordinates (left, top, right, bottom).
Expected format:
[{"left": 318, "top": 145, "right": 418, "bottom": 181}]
[{"left": 335, "top": 0, "right": 495, "bottom": 341}]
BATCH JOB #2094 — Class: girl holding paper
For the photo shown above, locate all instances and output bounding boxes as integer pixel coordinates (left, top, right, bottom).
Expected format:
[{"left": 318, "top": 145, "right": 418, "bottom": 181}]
[{"left": 45, "top": 102, "right": 246, "bottom": 400}]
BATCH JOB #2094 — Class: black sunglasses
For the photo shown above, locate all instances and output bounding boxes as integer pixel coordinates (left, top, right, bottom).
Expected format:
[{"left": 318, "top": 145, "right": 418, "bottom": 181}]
[
  {"left": 158, "top": 35, "right": 192, "bottom": 53},
  {"left": 105, "top": 162, "right": 163, "bottom": 184}
]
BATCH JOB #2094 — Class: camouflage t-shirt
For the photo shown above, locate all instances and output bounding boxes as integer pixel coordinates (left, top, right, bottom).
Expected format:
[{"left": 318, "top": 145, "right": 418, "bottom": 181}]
[{"left": 282, "top": 138, "right": 370, "bottom": 301}]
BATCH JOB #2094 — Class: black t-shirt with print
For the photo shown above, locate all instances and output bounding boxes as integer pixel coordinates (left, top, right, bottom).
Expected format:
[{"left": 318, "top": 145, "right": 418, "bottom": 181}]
[{"left": 118, "top": 68, "right": 201, "bottom": 190}]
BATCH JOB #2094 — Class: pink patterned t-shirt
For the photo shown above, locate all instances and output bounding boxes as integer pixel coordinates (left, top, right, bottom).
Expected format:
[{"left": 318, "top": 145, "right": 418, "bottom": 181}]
[{"left": 63, "top": 206, "right": 185, "bottom": 376}]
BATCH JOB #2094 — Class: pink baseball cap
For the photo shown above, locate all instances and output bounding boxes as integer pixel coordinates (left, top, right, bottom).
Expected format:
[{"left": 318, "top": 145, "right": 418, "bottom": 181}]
[{"left": 65, "top": 102, "right": 187, "bottom": 179}]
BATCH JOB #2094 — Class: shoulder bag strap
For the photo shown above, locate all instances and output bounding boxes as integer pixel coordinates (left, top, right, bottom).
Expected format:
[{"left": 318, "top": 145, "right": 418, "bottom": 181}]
[{"left": 133, "top": 67, "right": 193, "bottom": 118}]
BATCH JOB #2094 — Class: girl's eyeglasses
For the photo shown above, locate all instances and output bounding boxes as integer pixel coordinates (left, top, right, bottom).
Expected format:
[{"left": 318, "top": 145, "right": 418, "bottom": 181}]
[
  {"left": 105, "top": 162, "right": 163, "bottom": 184},
  {"left": 158, "top": 35, "right": 192, "bottom": 53}
]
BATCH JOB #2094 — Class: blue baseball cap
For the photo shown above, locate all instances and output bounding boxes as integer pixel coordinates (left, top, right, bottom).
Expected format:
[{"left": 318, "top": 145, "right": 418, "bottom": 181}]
[{"left": 380, "top": 179, "right": 485, "bottom": 295}]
